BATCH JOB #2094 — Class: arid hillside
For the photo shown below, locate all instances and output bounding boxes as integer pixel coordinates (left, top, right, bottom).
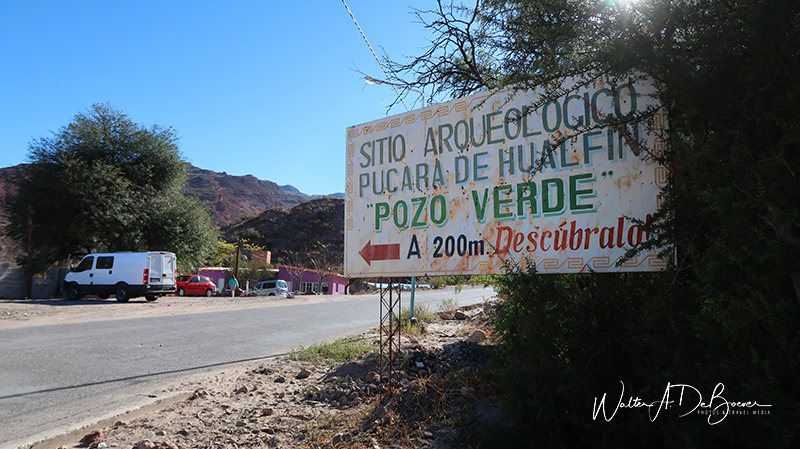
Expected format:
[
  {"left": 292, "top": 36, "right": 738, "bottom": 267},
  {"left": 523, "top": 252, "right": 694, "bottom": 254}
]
[{"left": 221, "top": 197, "right": 345, "bottom": 268}]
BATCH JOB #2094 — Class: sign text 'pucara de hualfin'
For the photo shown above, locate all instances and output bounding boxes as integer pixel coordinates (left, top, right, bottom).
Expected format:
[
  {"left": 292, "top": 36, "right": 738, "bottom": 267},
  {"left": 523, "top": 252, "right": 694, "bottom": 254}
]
[{"left": 345, "top": 78, "right": 667, "bottom": 277}]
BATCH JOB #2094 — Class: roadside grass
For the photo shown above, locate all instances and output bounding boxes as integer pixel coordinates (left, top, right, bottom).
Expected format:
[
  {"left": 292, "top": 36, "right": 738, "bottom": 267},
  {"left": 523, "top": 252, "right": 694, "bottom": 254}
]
[
  {"left": 286, "top": 336, "right": 376, "bottom": 366},
  {"left": 393, "top": 303, "right": 437, "bottom": 335},
  {"left": 437, "top": 297, "right": 459, "bottom": 314}
]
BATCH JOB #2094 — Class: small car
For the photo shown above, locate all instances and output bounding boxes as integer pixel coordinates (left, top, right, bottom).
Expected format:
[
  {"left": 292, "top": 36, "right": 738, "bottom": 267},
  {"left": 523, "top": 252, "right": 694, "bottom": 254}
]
[
  {"left": 175, "top": 275, "right": 217, "bottom": 297},
  {"left": 249, "top": 279, "right": 289, "bottom": 297}
]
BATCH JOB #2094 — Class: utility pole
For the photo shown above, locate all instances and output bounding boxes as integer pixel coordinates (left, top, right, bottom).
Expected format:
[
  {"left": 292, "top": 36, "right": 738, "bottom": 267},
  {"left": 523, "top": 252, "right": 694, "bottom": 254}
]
[{"left": 233, "top": 240, "right": 241, "bottom": 279}]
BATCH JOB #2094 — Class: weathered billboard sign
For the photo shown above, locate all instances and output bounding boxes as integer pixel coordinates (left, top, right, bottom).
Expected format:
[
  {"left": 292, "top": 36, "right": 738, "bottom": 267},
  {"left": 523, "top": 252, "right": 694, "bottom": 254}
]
[{"left": 345, "top": 77, "right": 667, "bottom": 277}]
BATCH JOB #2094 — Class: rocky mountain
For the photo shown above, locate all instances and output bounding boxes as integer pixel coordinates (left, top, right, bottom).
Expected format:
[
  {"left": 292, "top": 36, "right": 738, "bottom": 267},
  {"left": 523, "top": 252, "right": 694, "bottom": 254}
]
[
  {"left": 0, "top": 164, "right": 341, "bottom": 227},
  {"left": 0, "top": 164, "right": 345, "bottom": 261},
  {"left": 221, "top": 197, "right": 345, "bottom": 268},
  {"left": 183, "top": 165, "right": 314, "bottom": 226}
]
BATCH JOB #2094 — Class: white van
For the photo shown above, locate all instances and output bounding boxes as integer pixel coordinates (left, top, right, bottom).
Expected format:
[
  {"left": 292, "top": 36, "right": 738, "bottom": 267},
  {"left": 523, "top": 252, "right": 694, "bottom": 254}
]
[
  {"left": 63, "top": 251, "right": 177, "bottom": 302},
  {"left": 249, "top": 279, "right": 289, "bottom": 297}
]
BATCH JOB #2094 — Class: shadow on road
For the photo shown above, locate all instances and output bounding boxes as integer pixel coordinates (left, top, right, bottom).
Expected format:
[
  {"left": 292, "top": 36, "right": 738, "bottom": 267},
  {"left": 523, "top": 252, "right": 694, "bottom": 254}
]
[{"left": 0, "top": 353, "right": 286, "bottom": 401}]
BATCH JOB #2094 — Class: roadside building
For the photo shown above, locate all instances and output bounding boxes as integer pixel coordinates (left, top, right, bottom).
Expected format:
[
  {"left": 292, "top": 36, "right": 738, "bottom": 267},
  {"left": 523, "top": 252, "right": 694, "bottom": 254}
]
[{"left": 276, "top": 265, "right": 348, "bottom": 295}]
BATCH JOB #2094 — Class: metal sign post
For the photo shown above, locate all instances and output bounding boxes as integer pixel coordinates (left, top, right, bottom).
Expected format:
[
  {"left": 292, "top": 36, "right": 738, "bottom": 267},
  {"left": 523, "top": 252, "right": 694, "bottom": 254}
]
[{"left": 378, "top": 278, "right": 401, "bottom": 388}]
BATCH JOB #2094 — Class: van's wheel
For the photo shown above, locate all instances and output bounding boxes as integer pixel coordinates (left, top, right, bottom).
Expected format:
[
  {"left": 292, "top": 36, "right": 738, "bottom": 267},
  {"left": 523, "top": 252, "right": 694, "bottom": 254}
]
[
  {"left": 269, "top": 293, "right": 275, "bottom": 296},
  {"left": 65, "top": 283, "right": 81, "bottom": 300},
  {"left": 145, "top": 294, "right": 157, "bottom": 302},
  {"left": 177, "top": 287, "right": 186, "bottom": 296},
  {"left": 205, "top": 289, "right": 213, "bottom": 297},
  {"left": 115, "top": 285, "right": 130, "bottom": 302}
]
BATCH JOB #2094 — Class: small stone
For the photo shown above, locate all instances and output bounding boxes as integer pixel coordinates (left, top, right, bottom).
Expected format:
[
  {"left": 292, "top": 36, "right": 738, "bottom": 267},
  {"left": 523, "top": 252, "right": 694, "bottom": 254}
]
[
  {"left": 261, "top": 408, "right": 274, "bottom": 416},
  {"left": 79, "top": 430, "right": 104, "bottom": 448},
  {"left": 454, "top": 310, "right": 467, "bottom": 320},
  {"left": 235, "top": 420, "right": 247, "bottom": 427},
  {"left": 415, "top": 361, "right": 425, "bottom": 369},
  {"left": 274, "top": 376, "right": 286, "bottom": 383},
  {"left": 191, "top": 389, "right": 209, "bottom": 399},
  {"left": 439, "top": 312, "right": 452, "bottom": 320},
  {"left": 134, "top": 440, "right": 156, "bottom": 449},
  {"left": 235, "top": 386, "right": 249, "bottom": 394},
  {"left": 296, "top": 368, "right": 312, "bottom": 379},
  {"left": 155, "top": 430, "right": 166, "bottom": 436},
  {"left": 467, "top": 329, "right": 486, "bottom": 343},
  {"left": 421, "top": 430, "right": 435, "bottom": 439},
  {"left": 365, "top": 371, "right": 380, "bottom": 383}
]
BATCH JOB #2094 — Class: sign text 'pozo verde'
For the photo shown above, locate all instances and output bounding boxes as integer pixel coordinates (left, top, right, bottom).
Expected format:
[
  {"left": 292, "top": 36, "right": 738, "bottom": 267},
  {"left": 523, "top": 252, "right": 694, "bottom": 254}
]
[{"left": 345, "top": 77, "right": 667, "bottom": 277}]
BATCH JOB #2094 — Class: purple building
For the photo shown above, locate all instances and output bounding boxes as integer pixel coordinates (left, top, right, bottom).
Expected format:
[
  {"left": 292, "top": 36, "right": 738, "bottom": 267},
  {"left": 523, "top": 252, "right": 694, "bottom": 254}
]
[
  {"left": 276, "top": 265, "right": 348, "bottom": 295},
  {"left": 197, "top": 265, "right": 348, "bottom": 295}
]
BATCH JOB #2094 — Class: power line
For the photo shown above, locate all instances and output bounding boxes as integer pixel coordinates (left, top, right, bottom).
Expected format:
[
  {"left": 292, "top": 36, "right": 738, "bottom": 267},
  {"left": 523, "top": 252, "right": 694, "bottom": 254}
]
[{"left": 341, "top": 0, "right": 410, "bottom": 111}]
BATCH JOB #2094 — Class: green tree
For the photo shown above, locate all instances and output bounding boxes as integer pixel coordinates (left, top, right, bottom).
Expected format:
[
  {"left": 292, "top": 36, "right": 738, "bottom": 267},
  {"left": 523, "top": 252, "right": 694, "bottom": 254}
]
[
  {"left": 207, "top": 239, "right": 273, "bottom": 282},
  {"left": 4, "top": 103, "right": 216, "bottom": 272},
  {"left": 391, "top": 1, "right": 800, "bottom": 446}
]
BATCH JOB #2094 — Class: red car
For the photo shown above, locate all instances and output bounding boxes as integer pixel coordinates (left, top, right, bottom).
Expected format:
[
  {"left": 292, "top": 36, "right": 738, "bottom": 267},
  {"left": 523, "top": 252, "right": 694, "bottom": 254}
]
[{"left": 175, "top": 275, "right": 217, "bottom": 297}]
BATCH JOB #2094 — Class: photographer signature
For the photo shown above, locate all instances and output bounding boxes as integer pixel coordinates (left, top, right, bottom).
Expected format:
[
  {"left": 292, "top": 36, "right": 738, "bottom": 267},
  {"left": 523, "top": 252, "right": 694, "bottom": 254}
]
[{"left": 592, "top": 382, "right": 771, "bottom": 425}]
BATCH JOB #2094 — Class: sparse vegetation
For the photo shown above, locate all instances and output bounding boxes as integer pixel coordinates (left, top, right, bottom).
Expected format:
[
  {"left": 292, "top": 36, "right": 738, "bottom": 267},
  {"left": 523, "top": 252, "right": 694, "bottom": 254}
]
[
  {"left": 393, "top": 304, "right": 437, "bottom": 335},
  {"left": 286, "top": 336, "right": 375, "bottom": 366},
  {"left": 427, "top": 275, "right": 496, "bottom": 292},
  {"left": 437, "top": 297, "right": 459, "bottom": 315}
]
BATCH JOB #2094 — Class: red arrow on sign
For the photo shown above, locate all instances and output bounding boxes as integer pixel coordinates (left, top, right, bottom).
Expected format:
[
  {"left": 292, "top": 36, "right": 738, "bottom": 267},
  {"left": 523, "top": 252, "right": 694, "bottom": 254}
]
[{"left": 360, "top": 241, "right": 400, "bottom": 266}]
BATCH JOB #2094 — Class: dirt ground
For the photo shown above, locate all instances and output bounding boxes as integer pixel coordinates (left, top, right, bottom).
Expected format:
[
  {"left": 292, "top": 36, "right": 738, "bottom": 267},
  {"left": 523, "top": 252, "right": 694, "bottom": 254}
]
[
  {"left": 1, "top": 291, "right": 506, "bottom": 449},
  {"left": 0, "top": 293, "right": 363, "bottom": 329}
]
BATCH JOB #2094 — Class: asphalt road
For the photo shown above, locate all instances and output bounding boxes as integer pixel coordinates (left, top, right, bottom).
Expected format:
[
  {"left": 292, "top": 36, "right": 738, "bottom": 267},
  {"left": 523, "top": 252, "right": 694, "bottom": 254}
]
[{"left": 0, "top": 287, "right": 496, "bottom": 449}]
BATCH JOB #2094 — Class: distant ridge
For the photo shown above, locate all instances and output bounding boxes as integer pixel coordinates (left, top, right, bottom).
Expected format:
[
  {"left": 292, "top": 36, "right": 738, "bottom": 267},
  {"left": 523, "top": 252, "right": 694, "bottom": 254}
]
[
  {"left": 183, "top": 165, "right": 313, "bottom": 226},
  {"left": 221, "top": 196, "right": 345, "bottom": 268},
  {"left": 0, "top": 164, "right": 344, "bottom": 260},
  {"left": 281, "top": 184, "right": 345, "bottom": 201}
]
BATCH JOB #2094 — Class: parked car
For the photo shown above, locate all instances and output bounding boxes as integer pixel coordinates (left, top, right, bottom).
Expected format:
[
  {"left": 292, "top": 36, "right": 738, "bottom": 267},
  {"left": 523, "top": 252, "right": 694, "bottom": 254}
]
[
  {"left": 175, "top": 275, "right": 217, "bottom": 297},
  {"left": 63, "top": 251, "right": 177, "bottom": 302},
  {"left": 249, "top": 279, "right": 290, "bottom": 297}
]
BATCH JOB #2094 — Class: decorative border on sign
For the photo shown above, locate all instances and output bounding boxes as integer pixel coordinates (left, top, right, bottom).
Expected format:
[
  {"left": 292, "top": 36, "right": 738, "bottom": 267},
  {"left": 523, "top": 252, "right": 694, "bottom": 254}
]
[{"left": 345, "top": 94, "right": 494, "bottom": 276}]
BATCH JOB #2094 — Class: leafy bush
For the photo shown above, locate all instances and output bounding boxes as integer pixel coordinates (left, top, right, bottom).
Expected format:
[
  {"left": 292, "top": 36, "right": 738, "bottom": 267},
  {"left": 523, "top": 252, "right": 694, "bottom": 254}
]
[{"left": 487, "top": 256, "right": 800, "bottom": 447}]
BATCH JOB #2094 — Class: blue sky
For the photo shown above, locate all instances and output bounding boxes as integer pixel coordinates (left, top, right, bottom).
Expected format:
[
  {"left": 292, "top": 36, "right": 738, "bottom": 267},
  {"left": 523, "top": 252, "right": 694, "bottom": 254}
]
[{"left": 0, "top": 1, "right": 435, "bottom": 196}]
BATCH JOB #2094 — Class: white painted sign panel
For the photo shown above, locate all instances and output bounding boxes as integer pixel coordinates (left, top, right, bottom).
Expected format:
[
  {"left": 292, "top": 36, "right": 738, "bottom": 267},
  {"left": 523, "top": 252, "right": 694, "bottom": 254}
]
[{"left": 345, "top": 77, "right": 667, "bottom": 277}]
